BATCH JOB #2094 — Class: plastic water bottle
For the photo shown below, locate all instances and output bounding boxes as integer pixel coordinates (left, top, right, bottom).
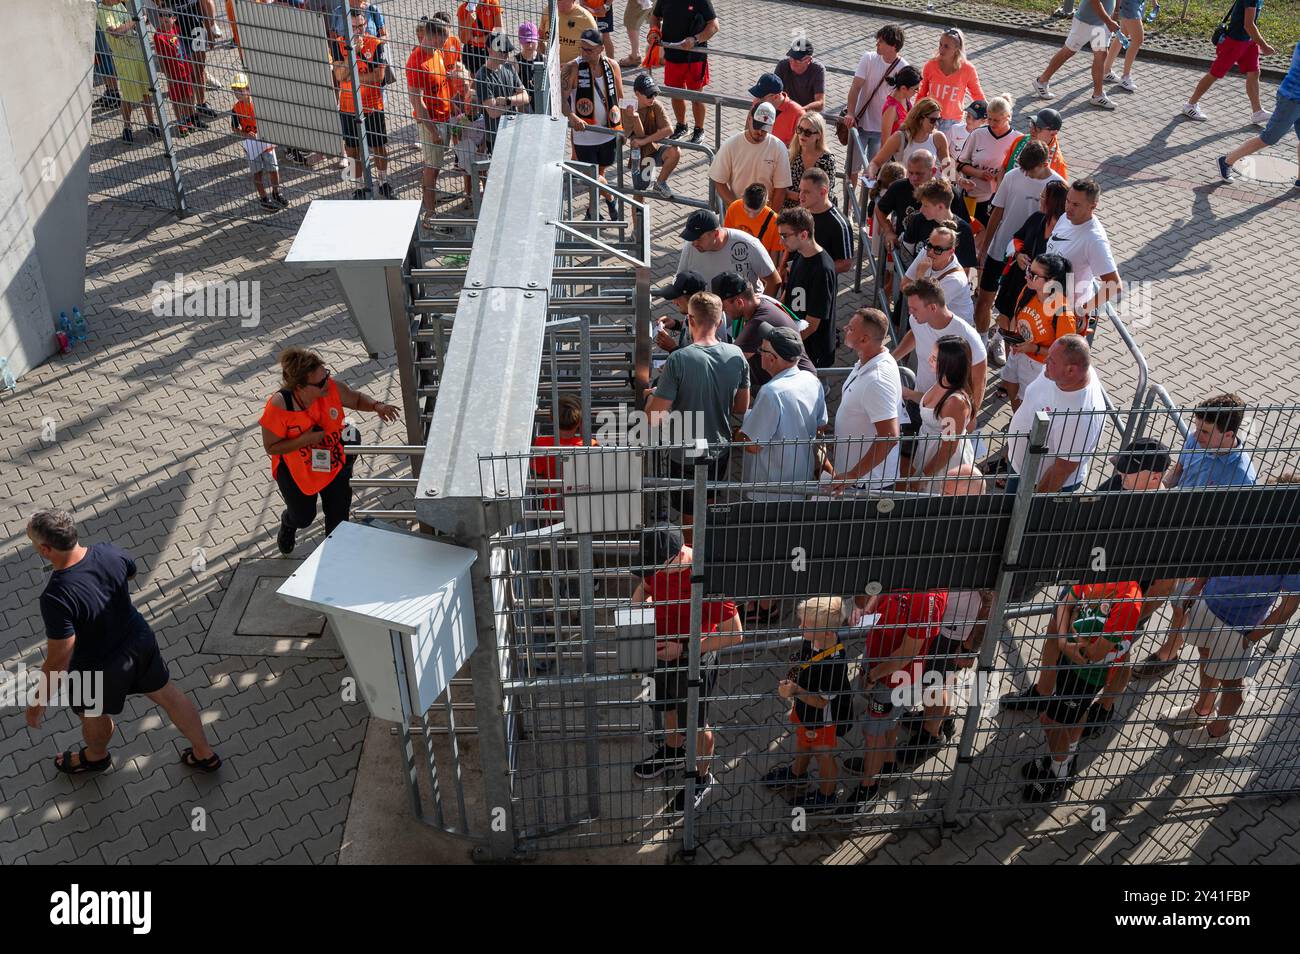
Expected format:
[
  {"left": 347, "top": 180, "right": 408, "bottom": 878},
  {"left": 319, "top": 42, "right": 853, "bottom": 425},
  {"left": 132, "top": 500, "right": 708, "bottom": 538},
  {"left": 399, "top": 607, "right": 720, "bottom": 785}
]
[
  {"left": 0, "top": 356, "right": 15, "bottom": 393},
  {"left": 1144, "top": 1, "right": 1159, "bottom": 23},
  {"left": 71, "top": 307, "right": 87, "bottom": 343},
  {"left": 926, "top": 0, "right": 935, "bottom": 9},
  {"left": 1118, "top": 31, "right": 1130, "bottom": 51},
  {"left": 58, "top": 311, "right": 72, "bottom": 341}
]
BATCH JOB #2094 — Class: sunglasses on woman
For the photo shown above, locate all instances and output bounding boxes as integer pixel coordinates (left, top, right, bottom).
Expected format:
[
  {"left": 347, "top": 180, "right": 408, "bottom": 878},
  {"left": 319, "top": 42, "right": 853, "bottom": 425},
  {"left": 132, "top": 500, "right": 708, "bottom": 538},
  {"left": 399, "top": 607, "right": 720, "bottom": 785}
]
[
  {"left": 925, "top": 241, "right": 954, "bottom": 254},
  {"left": 797, "top": 126, "right": 817, "bottom": 136}
]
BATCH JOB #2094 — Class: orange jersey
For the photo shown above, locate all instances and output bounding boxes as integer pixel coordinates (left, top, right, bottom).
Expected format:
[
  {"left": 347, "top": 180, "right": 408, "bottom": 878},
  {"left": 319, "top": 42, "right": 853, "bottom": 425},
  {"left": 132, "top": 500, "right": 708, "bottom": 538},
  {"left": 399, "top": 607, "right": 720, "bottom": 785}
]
[
  {"left": 457, "top": 1, "right": 501, "bottom": 47},
  {"left": 232, "top": 99, "right": 257, "bottom": 136},
  {"left": 724, "top": 200, "right": 784, "bottom": 262},
  {"left": 334, "top": 34, "right": 385, "bottom": 113},
  {"left": 1013, "top": 293, "right": 1080, "bottom": 363},
  {"left": 406, "top": 47, "right": 450, "bottom": 122},
  {"left": 441, "top": 34, "right": 462, "bottom": 71}
]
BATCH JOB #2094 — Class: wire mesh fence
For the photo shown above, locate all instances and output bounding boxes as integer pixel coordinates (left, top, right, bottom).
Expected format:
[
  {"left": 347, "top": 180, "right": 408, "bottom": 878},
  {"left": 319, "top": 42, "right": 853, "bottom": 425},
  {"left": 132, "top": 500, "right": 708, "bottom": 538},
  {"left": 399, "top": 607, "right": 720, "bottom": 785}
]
[
  {"left": 477, "top": 399, "right": 1300, "bottom": 852},
  {"left": 89, "top": 0, "right": 558, "bottom": 227}
]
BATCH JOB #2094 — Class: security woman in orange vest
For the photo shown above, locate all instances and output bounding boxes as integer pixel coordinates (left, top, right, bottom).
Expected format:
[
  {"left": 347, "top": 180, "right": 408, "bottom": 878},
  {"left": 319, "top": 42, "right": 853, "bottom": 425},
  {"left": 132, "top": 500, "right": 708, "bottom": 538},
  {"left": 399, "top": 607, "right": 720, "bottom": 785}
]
[{"left": 260, "top": 348, "right": 399, "bottom": 555}]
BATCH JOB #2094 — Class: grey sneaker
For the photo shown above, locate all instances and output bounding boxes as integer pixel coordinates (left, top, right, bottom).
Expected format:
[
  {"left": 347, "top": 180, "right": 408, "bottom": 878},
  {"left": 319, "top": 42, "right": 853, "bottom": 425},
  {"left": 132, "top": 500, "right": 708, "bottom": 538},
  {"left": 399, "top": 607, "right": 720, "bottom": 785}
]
[{"left": 651, "top": 181, "right": 675, "bottom": 200}]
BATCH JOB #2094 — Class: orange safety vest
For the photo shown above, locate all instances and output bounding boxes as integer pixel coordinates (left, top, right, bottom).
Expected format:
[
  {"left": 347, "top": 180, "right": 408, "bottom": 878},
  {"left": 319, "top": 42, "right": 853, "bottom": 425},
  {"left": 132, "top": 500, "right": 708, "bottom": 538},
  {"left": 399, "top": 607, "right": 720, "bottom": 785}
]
[{"left": 260, "top": 379, "right": 349, "bottom": 496}]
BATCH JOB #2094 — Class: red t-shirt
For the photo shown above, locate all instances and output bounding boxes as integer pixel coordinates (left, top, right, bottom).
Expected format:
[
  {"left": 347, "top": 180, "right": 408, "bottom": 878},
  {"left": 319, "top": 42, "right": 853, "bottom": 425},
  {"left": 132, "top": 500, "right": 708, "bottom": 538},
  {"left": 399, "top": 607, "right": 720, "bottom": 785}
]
[
  {"left": 529, "top": 435, "right": 595, "bottom": 511},
  {"left": 865, "top": 590, "right": 948, "bottom": 686},
  {"left": 646, "top": 566, "right": 738, "bottom": 641}
]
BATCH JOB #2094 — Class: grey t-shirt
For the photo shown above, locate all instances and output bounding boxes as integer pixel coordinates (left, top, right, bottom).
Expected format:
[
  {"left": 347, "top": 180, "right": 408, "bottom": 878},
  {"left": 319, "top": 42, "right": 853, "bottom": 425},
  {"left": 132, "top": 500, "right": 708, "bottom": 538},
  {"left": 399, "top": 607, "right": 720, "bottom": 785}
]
[
  {"left": 654, "top": 342, "right": 750, "bottom": 460},
  {"left": 1076, "top": 0, "right": 1117, "bottom": 26},
  {"left": 474, "top": 63, "right": 523, "bottom": 138}
]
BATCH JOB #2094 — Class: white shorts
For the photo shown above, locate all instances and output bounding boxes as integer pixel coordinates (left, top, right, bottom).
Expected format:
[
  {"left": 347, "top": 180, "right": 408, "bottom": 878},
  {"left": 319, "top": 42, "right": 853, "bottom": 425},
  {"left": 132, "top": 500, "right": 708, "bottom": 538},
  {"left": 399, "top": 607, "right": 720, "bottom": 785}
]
[
  {"left": 1001, "top": 350, "right": 1044, "bottom": 386},
  {"left": 1183, "top": 598, "right": 1261, "bottom": 682},
  {"left": 1065, "top": 17, "right": 1112, "bottom": 53}
]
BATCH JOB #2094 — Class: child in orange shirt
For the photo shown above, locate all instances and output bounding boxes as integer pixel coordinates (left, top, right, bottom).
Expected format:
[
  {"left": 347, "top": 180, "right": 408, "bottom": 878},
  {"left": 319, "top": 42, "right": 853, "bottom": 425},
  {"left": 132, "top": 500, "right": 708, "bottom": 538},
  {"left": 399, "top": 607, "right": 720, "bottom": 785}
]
[
  {"left": 724, "top": 183, "right": 785, "bottom": 272},
  {"left": 230, "top": 74, "right": 288, "bottom": 212}
]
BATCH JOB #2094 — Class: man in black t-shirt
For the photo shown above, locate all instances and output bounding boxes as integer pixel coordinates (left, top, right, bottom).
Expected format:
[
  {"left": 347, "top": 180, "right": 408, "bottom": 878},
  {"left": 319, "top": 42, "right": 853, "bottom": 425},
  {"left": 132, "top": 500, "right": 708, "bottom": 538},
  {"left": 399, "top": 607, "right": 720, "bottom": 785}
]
[
  {"left": 26, "top": 510, "right": 219, "bottom": 775},
  {"left": 798, "top": 167, "right": 853, "bottom": 273},
  {"left": 777, "top": 207, "right": 838, "bottom": 367},
  {"left": 900, "top": 178, "right": 978, "bottom": 268},
  {"left": 712, "top": 272, "right": 815, "bottom": 390},
  {"left": 475, "top": 34, "right": 528, "bottom": 153},
  {"left": 651, "top": 0, "right": 719, "bottom": 143},
  {"left": 876, "top": 151, "right": 971, "bottom": 250}
]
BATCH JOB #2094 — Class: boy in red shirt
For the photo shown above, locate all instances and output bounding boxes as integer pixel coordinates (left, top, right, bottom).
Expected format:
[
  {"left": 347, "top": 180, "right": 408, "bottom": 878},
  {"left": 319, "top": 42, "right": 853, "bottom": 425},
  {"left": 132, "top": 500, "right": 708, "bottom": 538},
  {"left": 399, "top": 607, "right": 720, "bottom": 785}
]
[
  {"left": 154, "top": 11, "right": 201, "bottom": 135},
  {"left": 839, "top": 588, "right": 947, "bottom": 817},
  {"left": 630, "top": 525, "right": 743, "bottom": 815}
]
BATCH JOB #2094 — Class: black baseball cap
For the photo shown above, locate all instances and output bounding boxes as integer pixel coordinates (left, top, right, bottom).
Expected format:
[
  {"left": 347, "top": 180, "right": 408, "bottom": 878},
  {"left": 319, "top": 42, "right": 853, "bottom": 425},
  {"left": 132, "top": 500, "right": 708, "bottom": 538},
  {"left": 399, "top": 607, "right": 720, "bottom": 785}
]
[
  {"left": 965, "top": 100, "right": 988, "bottom": 120},
  {"left": 1110, "top": 438, "right": 1171, "bottom": 475},
  {"left": 710, "top": 272, "right": 752, "bottom": 299},
  {"left": 653, "top": 271, "right": 708, "bottom": 300},
  {"left": 749, "top": 72, "right": 784, "bottom": 98},
  {"left": 679, "top": 209, "right": 720, "bottom": 241},
  {"left": 635, "top": 525, "right": 684, "bottom": 577},
  {"left": 579, "top": 28, "right": 603, "bottom": 47},
  {"left": 1030, "top": 108, "right": 1063, "bottom": 131},
  {"left": 787, "top": 41, "right": 814, "bottom": 59},
  {"left": 633, "top": 73, "right": 659, "bottom": 97}
]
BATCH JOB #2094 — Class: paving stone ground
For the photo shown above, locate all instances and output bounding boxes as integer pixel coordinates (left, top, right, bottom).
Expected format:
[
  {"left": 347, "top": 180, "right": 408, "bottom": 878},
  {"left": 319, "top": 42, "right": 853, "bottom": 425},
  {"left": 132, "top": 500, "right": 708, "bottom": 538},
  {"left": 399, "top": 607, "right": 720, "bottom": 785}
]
[{"left": 2, "top": 0, "right": 1298, "bottom": 864}]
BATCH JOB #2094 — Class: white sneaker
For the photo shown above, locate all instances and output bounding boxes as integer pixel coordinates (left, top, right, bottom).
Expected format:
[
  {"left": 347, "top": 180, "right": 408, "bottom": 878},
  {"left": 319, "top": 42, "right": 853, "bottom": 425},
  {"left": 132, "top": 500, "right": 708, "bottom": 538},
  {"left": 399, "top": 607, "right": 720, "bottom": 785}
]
[
  {"left": 1033, "top": 79, "right": 1054, "bottom": 99},
  {"left": 986, "top": 330, "right": 1007, "bottom": 369},
  {"left": 1119, "top": 75, "right": 1138, "bottom": 93},
  {"left": 1182, "top": 103, "right": 1208, "bottom": 121},
  {"left": 1103, "top": 71, "right": 1120, "bottom": 84},
  {"left": 1159, "top": 705, "right": 1211, "bottom": 730},
  {"left": 1089, "top": 94, "right": 1117, "bottom": 111},
  {"left": 1174, "top": 725, "right": 1232, "bottom": 750},
  {"left": 1251, "top": 109, "right": 1271, "bottom": 126}
]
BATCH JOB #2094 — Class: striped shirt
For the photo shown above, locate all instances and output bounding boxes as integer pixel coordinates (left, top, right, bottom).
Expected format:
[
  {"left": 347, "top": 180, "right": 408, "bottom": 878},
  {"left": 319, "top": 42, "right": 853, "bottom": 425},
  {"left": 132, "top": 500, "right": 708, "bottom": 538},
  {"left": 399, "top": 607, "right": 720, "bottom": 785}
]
[{"left": 811, "top": 205, "right": 853, "bottom": 265}]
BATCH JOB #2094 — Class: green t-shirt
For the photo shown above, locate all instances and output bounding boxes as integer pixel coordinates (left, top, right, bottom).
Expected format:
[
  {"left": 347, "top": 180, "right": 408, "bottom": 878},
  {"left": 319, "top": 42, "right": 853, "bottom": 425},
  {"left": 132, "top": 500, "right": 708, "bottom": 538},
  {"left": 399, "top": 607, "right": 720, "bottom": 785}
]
[{"left": 654, "top": 342, "right": 749, "bottom": 461}]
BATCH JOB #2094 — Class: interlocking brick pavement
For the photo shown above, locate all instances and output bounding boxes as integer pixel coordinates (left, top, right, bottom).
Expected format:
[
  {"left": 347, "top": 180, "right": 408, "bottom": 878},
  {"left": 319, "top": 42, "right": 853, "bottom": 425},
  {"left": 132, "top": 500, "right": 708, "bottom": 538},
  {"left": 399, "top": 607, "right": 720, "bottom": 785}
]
[{"left": 3, "top": 0, "right": 1298, "bottom": 864}]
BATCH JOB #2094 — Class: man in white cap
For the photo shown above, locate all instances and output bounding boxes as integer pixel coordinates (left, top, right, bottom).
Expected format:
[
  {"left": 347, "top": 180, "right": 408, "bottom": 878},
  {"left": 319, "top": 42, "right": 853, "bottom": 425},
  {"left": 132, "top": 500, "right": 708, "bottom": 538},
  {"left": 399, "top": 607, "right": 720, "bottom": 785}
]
[{"left": 709, "top": 101, "right": 793, "bottom": 211}]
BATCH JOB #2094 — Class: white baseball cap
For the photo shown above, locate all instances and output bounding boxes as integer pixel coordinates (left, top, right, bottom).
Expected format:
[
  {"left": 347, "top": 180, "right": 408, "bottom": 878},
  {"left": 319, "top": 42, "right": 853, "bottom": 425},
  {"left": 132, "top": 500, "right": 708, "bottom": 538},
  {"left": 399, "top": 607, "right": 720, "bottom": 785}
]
[{"left": 752, "top": 102, "right": 777, "bottom": 129}]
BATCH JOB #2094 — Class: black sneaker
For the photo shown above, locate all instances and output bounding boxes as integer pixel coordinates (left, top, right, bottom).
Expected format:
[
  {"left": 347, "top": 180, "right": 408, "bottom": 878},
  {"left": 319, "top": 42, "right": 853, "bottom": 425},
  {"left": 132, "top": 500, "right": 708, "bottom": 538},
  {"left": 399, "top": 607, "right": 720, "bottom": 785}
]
[
  {"left": 260, "top": 198, "right": 280, "bottom": 212},
  {"left": 272, "top": 192, "right": 290, "bottom": 209},
  {"left": 633, "top": 743, "right": 685, "bottom": 779},
  {"left": 793, "top": 788, "right": 839, "bottom": 812},
  {"left": 379, "top": 181, "right": 395, "bottom": 199},
  {"left": 352, "top": 188, "right": 369, "bottom": 200},
  {"left": 1020, "top": 755, "right": 1051, "bottom": 780},
  {"left": 1023, "top": 761, "right": 1073, "bottom": 802},
  {"left": 834, "top": 783, "right": 880, "bottom": 821},
  {"left": 670, "top": 771, "right": 716, "bottom": 813},
  {"left": 760, "top": 764, "right": 809, "bottom": 790},
  {"left": 276, "top": 517, "right": 296, "bottom": 555},
  {"left": 841, "top": 755, "right": 864, "bottom": 775},
  {"left": 121, "top": 126, "right": 133, "bottom": 144},
  {"left": 670, "top": 122, "right": 688, "bottom": 140},
  {"left": 1080, "top": 702, "right": 1114, "bottom": 740},
  {"left": 147, "top": 124, "right": 162, "bottom": 140},
  {"left": 1001, "top": 686, "right": 1049, "bottom": 712},
  {"left": 197, "top": 103, "right": 218, "bottom": 120},
  {"left": 605, "top": 198, "right": 618, "bottom": 221},
  {"left": 95, "top": 92, "right": 121, "bottom": 110},
  {"left": 894, "top": 729, "right": 945, "bottom": 769},
  {"left": 689, "top": 126, "right": 705, "bottom": 144}
]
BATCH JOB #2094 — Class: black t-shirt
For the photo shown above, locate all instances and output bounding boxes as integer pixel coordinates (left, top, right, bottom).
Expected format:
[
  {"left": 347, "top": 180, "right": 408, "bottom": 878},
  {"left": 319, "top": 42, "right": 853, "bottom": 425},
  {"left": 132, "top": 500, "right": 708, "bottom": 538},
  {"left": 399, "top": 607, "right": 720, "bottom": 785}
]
[
  {"left": 877, "top": 179, "right": 970, "bottom": 236},
  {"left": 774, "top": 58, "right": 826, "bottom": 108},
  {"left": 653, "top": 0, "right": 716, "bottom": 63},
  {"left": 783, "top": 248, "right": 838, "bottom": 368},
  {"left": 902, "top": 213, "right": 978, "bottom": 268},
  {"left": 733, "top": 295, "right": 816, "bottom": 389},
  {"left": 40, "top": 543, "right": 156, "bottom": 668},
  {"left": 791, "top": 639, "right": 853, "bottom": 728},
  {"left": 517, "top": 54, "right": 541, "bottom": 111},
  {"left": 1226, "top": 0, "right": 1261, "bottom": 43},
  {"left": 812, "top": 206, "right": 853, "bottom": 264}
]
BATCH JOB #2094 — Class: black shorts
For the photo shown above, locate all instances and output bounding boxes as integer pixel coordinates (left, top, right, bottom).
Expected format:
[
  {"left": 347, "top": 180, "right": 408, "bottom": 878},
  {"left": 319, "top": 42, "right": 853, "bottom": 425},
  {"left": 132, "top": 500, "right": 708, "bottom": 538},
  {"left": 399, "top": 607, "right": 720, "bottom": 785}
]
[
  {"left": 926, "top": 634, "right": 972, "bottom": 676},
  {"left": 74, "top": 640, "right": 170, "bottom": 717},
  {"left": 979, "top": 255, "right": 1006, "bottom": 293},
  {"left": 574, "top": 138, "right": 618, "bottom": 169},
  {"left": 339, "top": 110, "right": 388, "bottom": 150},
  {"left": 972, "top": 199, "right": 993, "bottom": 227},
  {"left": 651, "top": 654, "right": 718, "bottom": 725},
  {"left": 595, "top": 7, "right": 615, "bottom": 32},
  {"left": 1042, "top": 666, "right": 1104, "bottom": 726},
  {"left": 666, "top": 451, "right": 730, "bottom": 517}
]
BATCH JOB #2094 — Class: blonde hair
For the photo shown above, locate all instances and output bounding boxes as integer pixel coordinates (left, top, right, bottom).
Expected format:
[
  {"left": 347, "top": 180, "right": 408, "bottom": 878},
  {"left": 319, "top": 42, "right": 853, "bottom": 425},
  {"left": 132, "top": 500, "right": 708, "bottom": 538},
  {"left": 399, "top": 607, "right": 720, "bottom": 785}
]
[
  {"left": 902, "top": 97, "right": 942, "bottom": 141},
  {"left": 279, "top": 347, "right": 325, "bottom": 389},
  {"left": 986, "top": 94, "right": 1012, "bottom": 121},
  {"left": 687, "top": 291, "right": 723, "bottom": 327},
  {"left": 797, "top": 596, "right": 843, "bottom": 631},
  {"left": 788, "top": 110, "right": 827, "bottom": 162},
  {"left": 940, "top": 28, "right": 967, "bottom": 68}
]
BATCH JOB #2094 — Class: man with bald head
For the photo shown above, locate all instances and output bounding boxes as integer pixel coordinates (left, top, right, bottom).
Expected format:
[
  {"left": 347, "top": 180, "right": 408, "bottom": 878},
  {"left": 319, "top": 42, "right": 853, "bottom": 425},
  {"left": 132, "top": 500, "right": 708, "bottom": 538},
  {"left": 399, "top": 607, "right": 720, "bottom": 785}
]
[{"left": 1004, "top": 334, "right": 1106, "bottom": 493}]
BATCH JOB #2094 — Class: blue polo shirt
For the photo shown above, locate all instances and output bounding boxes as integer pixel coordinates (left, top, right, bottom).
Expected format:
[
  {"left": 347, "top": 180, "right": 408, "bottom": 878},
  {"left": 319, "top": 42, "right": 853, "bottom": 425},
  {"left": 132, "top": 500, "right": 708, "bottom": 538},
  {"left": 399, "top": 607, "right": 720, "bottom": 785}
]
[
  {"left": 1203, "top": 573, "right": 1300, "bottom": 630},
  {"left": 332, "top": 2, "right": 384, "bottom": 37},
  {"left": 1174, "top": 431, "right": 1257, "bottom": 487},
  {"left": 740, "top": 365, "right": 827, "bottom": 502},
  {"left": 1279, "top": 44, "right": 1300, "bottom": 101}
]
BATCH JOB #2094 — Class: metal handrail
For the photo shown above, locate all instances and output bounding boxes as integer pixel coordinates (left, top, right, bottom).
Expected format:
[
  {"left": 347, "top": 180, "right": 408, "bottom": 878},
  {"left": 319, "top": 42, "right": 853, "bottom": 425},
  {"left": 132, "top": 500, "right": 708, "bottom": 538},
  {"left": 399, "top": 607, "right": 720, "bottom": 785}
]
[{"left": 578, "top": 120, "right": 718, "bottom": 212}]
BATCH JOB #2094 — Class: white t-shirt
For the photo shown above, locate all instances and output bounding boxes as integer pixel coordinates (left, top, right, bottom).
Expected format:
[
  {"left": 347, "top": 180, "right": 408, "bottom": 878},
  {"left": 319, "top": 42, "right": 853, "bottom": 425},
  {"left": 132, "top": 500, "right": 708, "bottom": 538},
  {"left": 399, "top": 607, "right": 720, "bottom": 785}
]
[
  {"left": 987, "top": 168, "right": 1065, "bottom": 262},
  {"left": 905, "top": 256, "right": 974, "bottom": 327},
  {"left": 909, "top": 312, "right": 987, "bottom": 394},
  {"left": 1045, "top": 214, "right": 1118, "bottom": 310},
  {"left": 1006, "top": 367, "right": 1108, "bottom": 485},
  {"left": 677, "top": 228, "right": 777, "bottom": 290},
  {"left": 833, "top": 350, "right": 901, "bottom": 490},
  {"left": 709, "top": 131, "right": 793, "bottom": 199},
  {"left": 852, "top": 52, "right": 909, "bottom": 133},
  {"left": 957, "top": 125, "right": 1016, "bottom": 202}
]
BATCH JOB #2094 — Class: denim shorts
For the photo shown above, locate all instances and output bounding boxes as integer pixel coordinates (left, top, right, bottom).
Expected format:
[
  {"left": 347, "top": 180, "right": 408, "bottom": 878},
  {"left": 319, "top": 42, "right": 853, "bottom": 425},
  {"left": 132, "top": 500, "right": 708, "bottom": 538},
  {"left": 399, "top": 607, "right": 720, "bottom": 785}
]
[{"left": 1260, "top": 95, "right": 1300, "bottom": 147}]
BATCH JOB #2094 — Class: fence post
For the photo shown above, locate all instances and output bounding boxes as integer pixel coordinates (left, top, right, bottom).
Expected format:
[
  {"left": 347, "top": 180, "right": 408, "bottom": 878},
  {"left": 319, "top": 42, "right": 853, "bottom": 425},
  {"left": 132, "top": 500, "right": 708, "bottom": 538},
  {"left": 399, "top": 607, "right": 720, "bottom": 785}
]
[
  {"left": 342, "top": 26, "right": 377, "bottom": 199},
  {"left": 941, "top": 411, "right": 1050, "bottom": 828},
  {"left": 131, "top": 0, "right": 187, "bottom": 216},
  {"left": 680, "top": 458, "right": 708, "bottom": 858}
]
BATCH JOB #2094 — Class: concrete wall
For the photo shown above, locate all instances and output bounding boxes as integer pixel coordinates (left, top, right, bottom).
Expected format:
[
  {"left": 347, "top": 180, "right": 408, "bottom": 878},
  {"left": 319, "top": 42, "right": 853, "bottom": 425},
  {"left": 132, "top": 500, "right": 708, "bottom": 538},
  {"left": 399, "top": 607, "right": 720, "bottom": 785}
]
[{"left": 0, "top": 0, "right": 94, "bottom": 380}]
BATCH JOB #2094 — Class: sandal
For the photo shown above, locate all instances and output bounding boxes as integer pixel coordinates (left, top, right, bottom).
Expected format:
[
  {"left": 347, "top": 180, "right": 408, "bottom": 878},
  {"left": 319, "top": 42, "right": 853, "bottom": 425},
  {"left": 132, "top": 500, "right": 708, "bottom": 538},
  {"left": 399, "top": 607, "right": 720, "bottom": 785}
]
[
  {"left": 1132, "top": 654, "right": 1179, "bottom": 681},
  {"left": 54, "top": 747, "right": 112, "bottom": 775},
  {"left": 181, "top": 747, "right": 222, "bottom": 772}
]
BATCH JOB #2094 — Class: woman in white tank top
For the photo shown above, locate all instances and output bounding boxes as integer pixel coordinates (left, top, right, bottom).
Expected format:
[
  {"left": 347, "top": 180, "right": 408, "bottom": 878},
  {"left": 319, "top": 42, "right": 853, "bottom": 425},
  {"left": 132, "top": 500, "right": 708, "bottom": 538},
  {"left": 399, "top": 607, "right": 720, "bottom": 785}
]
[
  {"left": 906, "top": 335, "right": 975, "bottom": 488},
  {"left": 869, "top": 96, "right": 950, "bottom": 178}
]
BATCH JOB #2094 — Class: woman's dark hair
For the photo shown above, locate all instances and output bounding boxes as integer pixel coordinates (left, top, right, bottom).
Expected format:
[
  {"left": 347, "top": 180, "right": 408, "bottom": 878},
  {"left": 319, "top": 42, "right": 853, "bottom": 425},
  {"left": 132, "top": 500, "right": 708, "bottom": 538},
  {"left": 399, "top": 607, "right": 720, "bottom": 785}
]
[
  {"left": 1041, "top": 179, "right": 1069, "bottom": 220},
  {"left": 888, "top": 65, "right": 922, "bottom": 90},
  {"left": 1034, "top": 252, "right": 1072, "bottom": 296},
  {"left": 934, "top": 335, "right": 973, "bottom": 404}
]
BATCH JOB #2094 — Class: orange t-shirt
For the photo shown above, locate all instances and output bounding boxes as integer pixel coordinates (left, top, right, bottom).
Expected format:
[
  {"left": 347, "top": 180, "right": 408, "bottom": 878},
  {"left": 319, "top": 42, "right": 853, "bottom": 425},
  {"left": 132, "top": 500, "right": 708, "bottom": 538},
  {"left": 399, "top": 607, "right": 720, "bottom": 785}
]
[
  {"left": 440, "top": 35, "right": 463, "bottom": 71},
  {"left": 917, "top": 59, "right": 985, "bottom": 121},
  {"left": 1012, "top": 293, "right": 1079, "bottom": 363},
  {"left": 457, "top": 1, "right": 501, "bottom": 48},
  {"left": 405, "top": 47, "right": 450, "bottom": 122},
  {"left": 724, "top": 200, "right": 784, "bottom": 262},
  {"left": 232, "top": 99, "right": 257, "bottom": 136},
  {"left": 334, "top": 35, "right": 385, "bottom": 113},
  {"left": 768, "top": 96, "right": 806, "bottom": 147}
]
